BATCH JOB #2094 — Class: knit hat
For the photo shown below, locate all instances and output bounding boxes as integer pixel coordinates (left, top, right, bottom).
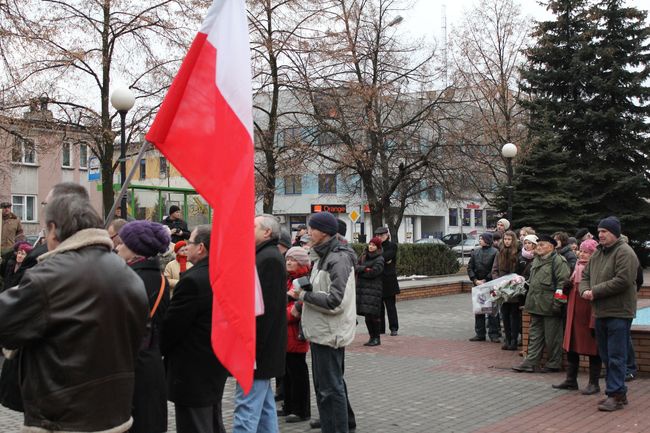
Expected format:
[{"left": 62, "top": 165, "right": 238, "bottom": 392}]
[
  {"left": 278, "top": 228, "right": 292, "bottom": 249},
  {"left": 369, "top": 237, "right": 383, "bottom": 248},
  {"left": 285, "top": 246, "right": 310, "bottom": 266},
  {"left": 479, "top": 232, "right": 493, "bottom": 245},
  {"left": 308, "top": 211, "right": 338, "bottom": 236},
  {"left": 337, "top": 219, "right": 347, "bottom": 236},
  {"left": 579, "top": 239, "right": 598, "bottom": 254},
  {"left": 374, "top": 227, "right": 389, "bottom": 235},
  {"left": 523, "top": 234, "right": 538, "bottom": 245},
  {"left": 497, "top": 218, "right": 510, "bottom": 230},
  {"left": 13, "top": 241, "right": 33, "bottom": 254},
  {"left": 537, "top": 234, "right": 557, "bottom": 247},
  {"left": 574, "top": 228, "right": 590, "bottom": 240},
  {"left": 174, "top": 240, "right": 186, "bottom": 253},
  {"left": 119, "top": 220, "right": 171, "bottom": 257},
  {"left": 598, "top": 216, "right": 621, "bottom": 238},
  {"left": 169, "top": 205, "right": 180, "bottom": 215}
]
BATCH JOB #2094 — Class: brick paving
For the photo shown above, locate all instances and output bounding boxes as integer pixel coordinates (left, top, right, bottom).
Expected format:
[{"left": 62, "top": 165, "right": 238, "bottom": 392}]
[{"left": 1, "top": 292, "right": 648, "bottom": 432}]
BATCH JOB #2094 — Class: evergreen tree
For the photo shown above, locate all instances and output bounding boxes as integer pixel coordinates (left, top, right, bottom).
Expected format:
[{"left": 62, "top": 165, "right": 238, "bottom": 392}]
[{"left": 577, "top": 0, "right": 650, "bottom": 242}]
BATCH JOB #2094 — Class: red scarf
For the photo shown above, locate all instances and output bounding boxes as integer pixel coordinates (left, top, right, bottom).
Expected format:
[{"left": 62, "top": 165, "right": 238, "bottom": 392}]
[
  {"left": 287, "top": 266, "right": 310, "bottom": 289},
  {"left": 177, "top": 254, "right": 188, "bottom": 273}
]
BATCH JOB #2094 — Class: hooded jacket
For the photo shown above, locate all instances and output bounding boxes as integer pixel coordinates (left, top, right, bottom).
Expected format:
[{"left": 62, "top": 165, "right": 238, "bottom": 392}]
[
  {"left": 0, "top": 228, "right": 148, "bottom": 433},
  {"left": 300, "top": 236, "right": 357, "bottom": 348}
]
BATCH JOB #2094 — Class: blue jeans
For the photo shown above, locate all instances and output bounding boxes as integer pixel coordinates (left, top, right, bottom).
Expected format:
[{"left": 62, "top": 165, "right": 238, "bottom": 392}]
[
  {"left": 311, "top": 343, "right": 349, "bottom": 433},
  {"left": 595, "top": 318, "right": 631, "bottom": 396},
  {"left": 233, "top": 379, "right": 279, "bottom": 433}
]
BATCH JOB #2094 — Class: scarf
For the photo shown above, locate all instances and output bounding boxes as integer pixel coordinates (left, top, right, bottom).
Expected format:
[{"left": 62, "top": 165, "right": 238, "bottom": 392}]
[
  {"left": 571, "top": 258, "right": 588, "bottom": 285},
  {"left": 521, "top": 247, "right": 534, "bottom": 260},
  {"left": 177, "top": 254, "right": 188, "bottom": 272}
]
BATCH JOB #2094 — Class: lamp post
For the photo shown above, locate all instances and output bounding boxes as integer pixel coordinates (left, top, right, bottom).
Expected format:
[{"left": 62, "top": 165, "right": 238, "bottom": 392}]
[
  {"left": 110, "top": 86, "right": 135, "bottom": 219},
  {"left": 501, "top": 142, "right": 518, "bottom": 222}
]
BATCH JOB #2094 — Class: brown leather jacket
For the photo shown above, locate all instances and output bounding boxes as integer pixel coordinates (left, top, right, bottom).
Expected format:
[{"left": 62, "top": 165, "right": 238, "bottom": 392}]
[
  {"left": 1, "top": 212, "right": 24, "bottom": 251},
  {"left": 0, "top": 229, "right": 148, "bottom": 433}
]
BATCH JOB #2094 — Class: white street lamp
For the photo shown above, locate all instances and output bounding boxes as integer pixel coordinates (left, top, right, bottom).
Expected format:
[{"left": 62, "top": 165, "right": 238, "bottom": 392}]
[
  {"left": 501, "top": 143, "right": 518, "bottom": 222},
  {"left": 110, "top": 86, "right": 135, "bottom": 218}
]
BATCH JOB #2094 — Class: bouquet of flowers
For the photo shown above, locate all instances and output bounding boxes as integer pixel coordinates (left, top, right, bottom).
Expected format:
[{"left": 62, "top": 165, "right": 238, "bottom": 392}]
[{"left": 471, "top": 273, "right": 527, "bottom": 314}]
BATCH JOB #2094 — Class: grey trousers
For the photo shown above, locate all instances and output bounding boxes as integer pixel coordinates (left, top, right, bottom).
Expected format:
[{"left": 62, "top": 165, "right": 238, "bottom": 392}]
[{"left": 175, "top": 402, "right": 226, "bottom": 433}]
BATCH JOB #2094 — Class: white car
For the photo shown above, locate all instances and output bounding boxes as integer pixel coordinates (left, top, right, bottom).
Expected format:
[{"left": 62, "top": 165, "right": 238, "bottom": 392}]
[{"left": 451, "top": 238, "right": 481, "bottom": 256}]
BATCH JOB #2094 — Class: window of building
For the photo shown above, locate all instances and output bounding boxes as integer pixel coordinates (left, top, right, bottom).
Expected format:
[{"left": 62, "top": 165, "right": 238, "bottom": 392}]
[
  {"left": 62, "top": 142, "right": 72, "bottom": 167},
  {"left": 449, "top": 208, "right": 458, "bottom": 226},
  {"left": 79, "top": 143, "right": 88, "bottom": 169},
  {"left": 284, "top": 175, "right": 302, "bottom": 195},
  {"left": 159, "top": 157, "right": 168, "bottom": 178},
  {"left": 427, "top": 185, "right": 444, "bottom": 202},
  {"left": 318, "top": 174, "right": 337, "bottom": 194},
  {"left": 139, "top": 159, "right": 146, "bottom": 180},
  {"left": 11, "top": 195, "right": 37, "bottom": 222},
  {"left": 462, "top": 209, "right": 471, "bottom": 226},
  {"left": 474, "top": 209, "right": 484, "bottom": 227},
  {"left": 12, "top": 137, "right": 36, "bottom": 164}
]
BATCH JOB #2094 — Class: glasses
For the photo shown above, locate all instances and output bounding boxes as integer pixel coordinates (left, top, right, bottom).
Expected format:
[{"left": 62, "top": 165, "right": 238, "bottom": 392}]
[{"left": 186, "top": 240, "right": 200, "bottom": 246}]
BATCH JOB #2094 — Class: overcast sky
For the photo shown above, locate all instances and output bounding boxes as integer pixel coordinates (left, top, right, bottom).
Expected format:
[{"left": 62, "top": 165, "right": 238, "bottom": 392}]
[{"left": 400, "top": 0, "right": 650, "bottom": 45}]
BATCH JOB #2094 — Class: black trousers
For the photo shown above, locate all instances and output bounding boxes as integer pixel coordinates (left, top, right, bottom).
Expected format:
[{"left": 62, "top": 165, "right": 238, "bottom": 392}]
[
  {"left": 501, "top": 302, "right": 521, "bottom": 343},
  {"left": 379, "top": 296, "right": 399, "bottom": 333},
  {"left": 174, "top": 403, "right": 225, "bottom": 433},
  {"left": 283, "top": 352, "right": 311, "bottom": 418},
  {"left": 311, "top": 344, "right": 356, "bottom": 430},
  {"left": 365, "top": 314, "right": 381, "bottom": 338}
]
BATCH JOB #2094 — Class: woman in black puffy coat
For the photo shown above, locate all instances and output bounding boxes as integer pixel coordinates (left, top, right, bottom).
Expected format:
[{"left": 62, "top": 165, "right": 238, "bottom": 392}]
[{"left": 356, "top": 237, "right": 385, "bottom": 347}]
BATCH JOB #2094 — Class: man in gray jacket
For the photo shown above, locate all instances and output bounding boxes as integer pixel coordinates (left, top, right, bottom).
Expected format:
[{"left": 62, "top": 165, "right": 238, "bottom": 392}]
[
  {"left": 580, "top": 216, "right": 639, "bottom": 412},
  {"left": 288, "top": 211, "right": 357, "bottom": 433}
]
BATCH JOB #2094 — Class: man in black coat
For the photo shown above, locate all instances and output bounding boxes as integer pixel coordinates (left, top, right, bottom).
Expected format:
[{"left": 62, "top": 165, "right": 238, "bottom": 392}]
[
  {"left": 162, "top": 205, "right": 190, "bottom": 243},
  {"left": 162, "top": 225, "right": 229, "bottom": 433},
  {"left": 468, "top": 232, "right": 501, "bottom": 342},
  {"left": 375, "top": 227, "right": 400, "bottom": 336},
  {"left": 232, "top": 214, "right": 287, "bottom": 432}
]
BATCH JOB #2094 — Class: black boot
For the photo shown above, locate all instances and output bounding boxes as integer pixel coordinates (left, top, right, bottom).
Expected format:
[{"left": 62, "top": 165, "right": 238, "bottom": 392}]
[
  {"left": 552, "top": 359, "right": 578, "bottom": 390},
  {"left": 582, "top": 357, "right": 601, "bottom": 395},
  {"left": 364, "top": 337, "right": 380, "bottom": 346}
]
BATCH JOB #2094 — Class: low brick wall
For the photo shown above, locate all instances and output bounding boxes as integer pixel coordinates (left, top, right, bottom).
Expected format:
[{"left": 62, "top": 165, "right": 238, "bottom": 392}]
[{"left": 397, "top": 281, "right": 471, "bottom": 301}]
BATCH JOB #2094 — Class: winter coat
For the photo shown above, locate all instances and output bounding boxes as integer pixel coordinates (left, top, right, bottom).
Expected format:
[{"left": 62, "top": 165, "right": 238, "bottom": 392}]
[
  {"left": 468, "top": 246, "right": 498, "bottom": 283},
  {"left": 129, "top": 258, "right": 169, "bottom": 433},
  {"left": 558, "top": 245, "right": 578, "bottom": 273},
  {"left": 161, "top": 258, "right": 229, "bottom": 407},
  {"left": 355, "top": 250, "right": 385, "bottom": 316},
  {"left": 563, "top": 259, "right": 598, "bottom": 356},
  {"left": 516, "top": 252, "right": 534, "bottom": 280},
  {"left": 2, "top": 258, "right": 26, "bottom": 291},
  {"left": 161, "top": 216, "right": 190, "bottom": 243},
  {"left": 300, "top": 236, "right": 357, "bottom": 348},
  {"left": 255, "top": 239, "right": 288, "bottom": 379},
  {"left": 524, "top": 252, "right": 570, "bottom": 316},
  {"left": 1, "top": 212, "right": 24, "bottom": 252},
  {"left": 381, "top": 240, "right": 400, "bottom": 297},
  {"left": 286, "top": 270, "right": 310, "bottom": 354},
  {"left": 0, "top": 228, "right": 149, "bottom": 433},
  {"left": 164, "top": 258, "right": 193, "bottom": 293},
  {"left": 491, "top": 250, "right": 519, "bottom": 303},
  {"left": 579, "top": 237, "right": 639, "bottom": 319}
]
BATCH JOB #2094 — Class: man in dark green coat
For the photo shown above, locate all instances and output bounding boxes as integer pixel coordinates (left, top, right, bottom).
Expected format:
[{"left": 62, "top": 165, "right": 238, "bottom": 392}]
[
  {"left": 513, "top": 234, "right": 569, "bottom": 373},
  {"left": 580, "top": 217, "right": 638, "bottom": 412}
]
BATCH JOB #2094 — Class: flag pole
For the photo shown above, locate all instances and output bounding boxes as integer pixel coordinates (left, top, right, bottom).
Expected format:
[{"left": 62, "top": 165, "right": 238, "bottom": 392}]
[{"left": 104, "top": 140, "right": 150, "bottom": 229}]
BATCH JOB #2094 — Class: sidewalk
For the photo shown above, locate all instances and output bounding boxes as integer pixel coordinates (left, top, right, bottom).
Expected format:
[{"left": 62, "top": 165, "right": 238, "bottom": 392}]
[{"left": 0, "top": 282, "right": 648, "bottom": 432}]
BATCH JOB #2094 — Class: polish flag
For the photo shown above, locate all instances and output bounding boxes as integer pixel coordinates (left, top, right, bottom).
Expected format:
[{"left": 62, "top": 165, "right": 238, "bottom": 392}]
[{"left": 146, "top": 0, "right": 256, "bottom": 392}]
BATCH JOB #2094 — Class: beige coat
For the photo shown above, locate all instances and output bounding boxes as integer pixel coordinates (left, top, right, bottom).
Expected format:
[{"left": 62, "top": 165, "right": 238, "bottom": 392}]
[{"left": 164, "top": 259, "right": 193, "bottom": 294}]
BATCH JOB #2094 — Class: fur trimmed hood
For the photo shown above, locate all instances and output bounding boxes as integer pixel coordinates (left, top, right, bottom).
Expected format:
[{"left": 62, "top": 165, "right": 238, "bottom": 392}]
[{"left": 38, "top": 228, "right": 113, "bottom": 263}]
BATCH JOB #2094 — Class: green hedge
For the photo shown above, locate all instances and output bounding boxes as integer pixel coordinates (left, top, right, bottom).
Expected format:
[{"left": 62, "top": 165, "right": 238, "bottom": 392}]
[{"left": 350, "top": 243, "right": 459, "bottom": 276}]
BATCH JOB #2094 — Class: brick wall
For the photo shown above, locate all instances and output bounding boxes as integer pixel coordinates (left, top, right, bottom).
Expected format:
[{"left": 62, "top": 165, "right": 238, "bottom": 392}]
[{"left": 397, "top": 281, "right": 472, "bottom": 301}]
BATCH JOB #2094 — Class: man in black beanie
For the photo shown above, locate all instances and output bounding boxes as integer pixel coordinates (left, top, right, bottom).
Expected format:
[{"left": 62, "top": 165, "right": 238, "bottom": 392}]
[
  {"left": 580, "top": 216, "right": 639, "bottom": 412},
  {"left": 162, "top": 205, "right": 190, "bottom": 243}
]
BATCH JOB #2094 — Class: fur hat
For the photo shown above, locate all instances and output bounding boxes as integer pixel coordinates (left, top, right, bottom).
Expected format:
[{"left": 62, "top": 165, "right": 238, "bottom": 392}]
[
  {"left": 598, "top": 216, "right": 621, "bottom": 238},
  {"left": 308, "top": 211, "right": 338, "bottom": 236},
  {"left": 119, "top": 220, "right": 171, "bottom": 257},
  {"left": 579, "top": 239, "right": 598, "bottom": 254},
  {"left": 285, "top": 246, "right": 310, "bottom": 266}
]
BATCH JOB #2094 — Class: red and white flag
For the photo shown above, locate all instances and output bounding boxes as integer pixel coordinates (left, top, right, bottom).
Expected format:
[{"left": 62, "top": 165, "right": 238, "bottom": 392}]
[{"left": 146, "top": 0, "right": 256, "bottom": 392}]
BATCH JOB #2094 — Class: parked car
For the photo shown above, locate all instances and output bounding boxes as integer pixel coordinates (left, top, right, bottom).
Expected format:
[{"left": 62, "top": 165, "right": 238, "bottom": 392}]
[
  {"left": 451, "top": 238, "right": 481, "bottom": 256},
  {"left": 415, "top": 237, "right": 447, "bottom": 246},
  {"left": 441, "top": 232, "right": 470, "bottom": 247}
]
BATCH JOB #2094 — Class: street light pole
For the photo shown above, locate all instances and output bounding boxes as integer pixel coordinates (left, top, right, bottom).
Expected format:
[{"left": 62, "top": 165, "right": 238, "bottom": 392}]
[
  {"left": 110, "top": 86, "right": 135, "bottom": 219},
  {"left": 501, "top": 143, "right": 518, "bottom": 222}
]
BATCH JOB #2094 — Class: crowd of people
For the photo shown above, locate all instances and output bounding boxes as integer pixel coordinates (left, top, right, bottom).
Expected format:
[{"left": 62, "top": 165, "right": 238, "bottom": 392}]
[
  {"left": 467, "top": 217, "right": 642, "bottom": 412},
  {"left": 0, "top": 183, "right": 643, "bottom": 433}
]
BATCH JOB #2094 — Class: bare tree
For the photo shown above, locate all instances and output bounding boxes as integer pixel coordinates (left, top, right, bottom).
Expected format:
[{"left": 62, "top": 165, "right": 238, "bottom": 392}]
[
  {"left": 448, "top": 0, "right": 530, "bottom": 204},
  {"left": 287, "top": 0, "right": 455, "bottom": 241},
  {"left": 0, "top": 0, "right": 207, "bottom": 216}
]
